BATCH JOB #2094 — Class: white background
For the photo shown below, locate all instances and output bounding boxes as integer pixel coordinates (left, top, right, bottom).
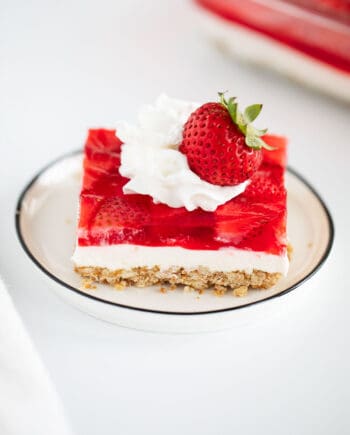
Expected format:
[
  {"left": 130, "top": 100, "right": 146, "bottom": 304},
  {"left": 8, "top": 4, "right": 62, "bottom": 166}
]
[{"left": 1, "top": 1, "right": 349, "bottom": 434}]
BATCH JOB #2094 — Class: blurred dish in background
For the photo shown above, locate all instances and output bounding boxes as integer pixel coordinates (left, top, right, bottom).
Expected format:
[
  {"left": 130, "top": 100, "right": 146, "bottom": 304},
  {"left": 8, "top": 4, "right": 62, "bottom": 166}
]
[{"left": 193, "top": 0, "right": 350, "bottom": 101}]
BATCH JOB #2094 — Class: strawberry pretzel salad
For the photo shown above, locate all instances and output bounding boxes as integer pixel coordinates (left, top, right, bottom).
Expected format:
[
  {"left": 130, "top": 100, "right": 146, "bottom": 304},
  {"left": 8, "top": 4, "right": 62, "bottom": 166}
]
[{"left": 72, "top": 93, "right": 289, "bottom": 295}]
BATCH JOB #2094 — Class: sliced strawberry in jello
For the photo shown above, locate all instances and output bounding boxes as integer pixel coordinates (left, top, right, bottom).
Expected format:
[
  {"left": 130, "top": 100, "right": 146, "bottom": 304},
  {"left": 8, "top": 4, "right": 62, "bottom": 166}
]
[
  {"left": 215, "top": 198, "right": 286, "bottom": 254},
  {"left": 82, "top": 165, "right": 125, "bottom": 197},
  {"left": 261, "top": 135, "right": 287, "bottom": 167},
  {"left": 77, "top": 129, "right": 288, "bottom": 255},
  {"left": 148, "top": 203, "right": 216, "bottom": 249},
  {"left": 150, "top": 203, "right": 214, "bottom": 228},
  {"left": 78, "top": 193, "right": 153, "bottom": 246},
  {"left": 244, "top": 166, "right": 286, "bottom": 202},
  {"left": 214, "top": 135, "right": 287, "bottom": 253},
  {"left": 85, "top": 129, "right": 122, "bottom": 153},
  {"left": 82, "top": 129, "right": 127, "bottom": 196}
]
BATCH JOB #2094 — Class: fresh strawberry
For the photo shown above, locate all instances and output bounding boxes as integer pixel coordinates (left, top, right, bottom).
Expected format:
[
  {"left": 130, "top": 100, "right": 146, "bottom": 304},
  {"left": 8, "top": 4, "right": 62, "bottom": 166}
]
[{"left": 180, "top": 93, "right": 273, "bottom": 186}]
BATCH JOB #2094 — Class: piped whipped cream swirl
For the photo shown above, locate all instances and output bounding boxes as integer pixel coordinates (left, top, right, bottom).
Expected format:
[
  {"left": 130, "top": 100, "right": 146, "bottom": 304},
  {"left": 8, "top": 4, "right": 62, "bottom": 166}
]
[{"left": 117, "top": 94, "right": 249, "bottom": 212}]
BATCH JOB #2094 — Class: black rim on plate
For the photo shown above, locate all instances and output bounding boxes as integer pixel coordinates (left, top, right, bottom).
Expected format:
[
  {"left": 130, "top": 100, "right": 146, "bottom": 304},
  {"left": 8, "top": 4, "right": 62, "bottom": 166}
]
[{"left": 15, "top": 150, "right": 335, "bottom": 316}]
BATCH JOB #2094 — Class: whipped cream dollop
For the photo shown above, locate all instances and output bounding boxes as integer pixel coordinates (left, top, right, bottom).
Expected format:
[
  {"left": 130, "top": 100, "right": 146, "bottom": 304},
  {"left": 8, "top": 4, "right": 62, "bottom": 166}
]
[{"left": 117, "top": 94, "right": 249, "bottom": 212}]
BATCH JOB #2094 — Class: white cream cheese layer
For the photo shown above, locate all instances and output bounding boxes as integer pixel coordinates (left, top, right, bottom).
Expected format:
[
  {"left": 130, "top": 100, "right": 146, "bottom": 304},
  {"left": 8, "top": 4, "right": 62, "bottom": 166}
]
[
  {"left": 72, "top": 245, "right": 289, "bottom": 275},
  {"left": 117, "top": 94, "right": 249, "bottom": 212}
]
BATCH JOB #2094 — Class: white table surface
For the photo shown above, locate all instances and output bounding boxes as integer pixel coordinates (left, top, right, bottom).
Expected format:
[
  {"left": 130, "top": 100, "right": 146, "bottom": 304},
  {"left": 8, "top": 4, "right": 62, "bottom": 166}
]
[{"left": 1, "top": 1, "right": 349, "bottom": 434}]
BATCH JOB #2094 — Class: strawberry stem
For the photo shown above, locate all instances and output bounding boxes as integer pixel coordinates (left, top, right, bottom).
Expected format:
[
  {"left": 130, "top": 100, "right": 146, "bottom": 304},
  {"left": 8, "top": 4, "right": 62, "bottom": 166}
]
[{"left": 218, "top": 92, "right": 274, "bottom": 151}]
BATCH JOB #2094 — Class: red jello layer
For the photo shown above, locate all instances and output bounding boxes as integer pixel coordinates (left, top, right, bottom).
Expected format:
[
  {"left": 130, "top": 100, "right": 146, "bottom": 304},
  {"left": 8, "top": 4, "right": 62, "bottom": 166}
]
[
  {"left": 77, "top": 129, "right": 288, "bottom": 256},
  {"left": 195, "top": 0, "right": 350, "bottom": 74}
]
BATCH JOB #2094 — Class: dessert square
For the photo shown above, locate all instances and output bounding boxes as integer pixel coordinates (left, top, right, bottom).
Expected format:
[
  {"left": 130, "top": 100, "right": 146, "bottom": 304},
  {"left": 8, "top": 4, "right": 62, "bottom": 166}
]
[{"left": 73, "top": 124, "right": 288, "bottom": 293}]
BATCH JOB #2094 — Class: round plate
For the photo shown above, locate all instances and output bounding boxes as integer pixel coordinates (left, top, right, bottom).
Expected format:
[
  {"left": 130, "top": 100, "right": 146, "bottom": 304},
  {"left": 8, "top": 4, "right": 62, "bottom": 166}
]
[{"left": 16, "top": 151, "right": 334, "bottom": 333}]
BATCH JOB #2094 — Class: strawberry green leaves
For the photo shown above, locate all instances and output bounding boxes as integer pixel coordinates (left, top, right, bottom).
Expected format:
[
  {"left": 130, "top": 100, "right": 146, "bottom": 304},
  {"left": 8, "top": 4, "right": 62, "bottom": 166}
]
[
  {"left": 244, "top": 104, "right": 262, "bottom": 123},
  {"left": 246, "top": 134, "right": 268, "bottom": 150},
  {"left": 218, "top": 92, "right": 273, "bottom": 151},
  {"left": 246, "top": 124, "right": 275, "bottom": 151}
]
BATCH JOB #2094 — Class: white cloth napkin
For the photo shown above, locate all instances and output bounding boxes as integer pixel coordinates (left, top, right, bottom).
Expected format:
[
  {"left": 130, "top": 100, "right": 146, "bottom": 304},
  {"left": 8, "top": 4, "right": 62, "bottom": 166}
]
[{"left": 0, "top": 276, "right": 73, "bottom": 435}]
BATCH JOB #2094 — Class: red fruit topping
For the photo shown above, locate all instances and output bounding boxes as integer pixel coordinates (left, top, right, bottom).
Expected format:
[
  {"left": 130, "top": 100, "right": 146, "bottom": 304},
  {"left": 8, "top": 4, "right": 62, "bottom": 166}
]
[
  {"left": 216, "top": 197, "right": 286, "bottom": 252},
  {"left": 77, "top": 129, "right": 288, "bottom": 255},
  {"left": 81, "top": 129, "right": 126, "bottom": 196},
  {"left": 244, "top": 166, "right": 286, "bottom": 202},
  {"left": 261, "top": 134, "right": 288, "bottom": 167},
  {"left": 85, "top": 129, "right": 122, "bottom": 153},
  {"left": 180, "top": 93, "right": 272, "bottom": 186},
  {"left": 94, "top": 196, "right": 151, "bottom": 229}
]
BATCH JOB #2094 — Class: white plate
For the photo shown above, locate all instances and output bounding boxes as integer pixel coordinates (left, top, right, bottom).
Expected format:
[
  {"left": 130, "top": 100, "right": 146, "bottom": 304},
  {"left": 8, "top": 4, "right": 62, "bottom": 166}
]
[{"left": 16, "top": 152, "right": 334, "bottom": 333}]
